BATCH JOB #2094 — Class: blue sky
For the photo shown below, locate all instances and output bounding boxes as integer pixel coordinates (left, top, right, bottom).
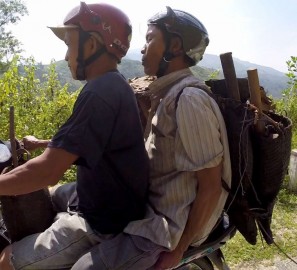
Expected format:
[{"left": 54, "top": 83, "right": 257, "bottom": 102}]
[{"left": 10, "top": 0, "right": 297, "bottom": 72}]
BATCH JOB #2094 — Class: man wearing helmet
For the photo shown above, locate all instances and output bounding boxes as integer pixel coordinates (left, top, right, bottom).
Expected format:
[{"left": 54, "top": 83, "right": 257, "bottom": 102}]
[
  {"left": 135, "top": 7, "right": 231, "bottom": 269},
  {"left": 133, "top": 7, "right": 231, "bottom": 269},
  {"left": 0, "top": 2, "right": 149, "bottom": 269},
  {"left": 71, "top": 6, "right": 232, "bottom": 270}
]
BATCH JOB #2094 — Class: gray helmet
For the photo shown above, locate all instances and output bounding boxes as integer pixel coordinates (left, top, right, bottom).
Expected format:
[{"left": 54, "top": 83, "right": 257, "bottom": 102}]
[{"left": 148, "top": 6, "right": 209, "bottom": 64}]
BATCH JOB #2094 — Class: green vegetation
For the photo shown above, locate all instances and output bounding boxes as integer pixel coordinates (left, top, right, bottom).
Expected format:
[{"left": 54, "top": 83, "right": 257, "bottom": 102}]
[
  {"left": 0, "top": 56, "right": 79, "bottom": 182},
  {"left": 0, "top": 56, "right": 79, "bottom": 139},
  {"left": 222, "top": 180, "right": 297, "bottom": 268},
  {"left": 275, "top": 56, "right": 297, "bottom": 147}
]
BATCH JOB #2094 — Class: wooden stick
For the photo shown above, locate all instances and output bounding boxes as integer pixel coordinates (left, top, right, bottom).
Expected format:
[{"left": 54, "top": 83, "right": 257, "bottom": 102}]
[
  {"left": 219, "top": 52, "right": 241, "bottom": 101},
  {"left": 9, "top": 106, "right": 18, "bottom": 168},
  {"left": 247, "top": 69, "right": 265, "bottom": 133},
  {"left": 248, "top": 103, "right": 280, "bottom": 130}
]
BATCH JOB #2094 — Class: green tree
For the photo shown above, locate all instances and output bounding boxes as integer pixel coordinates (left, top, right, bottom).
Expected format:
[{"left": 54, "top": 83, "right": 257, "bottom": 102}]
[
  {"left": 275, "top": 56, "right": 297, "bottom": 147},
  {"left": 0, "top": 56, "right": 80, "bottom": 181},
  {"left": 0, "top": 0, "right": 28, "bottom": 72},
  {"left": 286, "top": 56, "right": 297, "bottom": 88},
  {"left": 0, "top": 56, "right": 80, "bottom": 138}
]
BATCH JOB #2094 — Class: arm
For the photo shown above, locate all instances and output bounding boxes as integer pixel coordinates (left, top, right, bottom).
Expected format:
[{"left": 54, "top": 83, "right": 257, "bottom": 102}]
[
  {"left": 154, "top": 90, "right": 226, "bottom": 269},
  {"left": 0, "top": 147, "right": 78, "bottom": 196},
  {"left": 22, "top": 135, "right": 50, "bottom": 151},
  {"left": 154, "top": 162, "right": 223, "bottom": 270}
]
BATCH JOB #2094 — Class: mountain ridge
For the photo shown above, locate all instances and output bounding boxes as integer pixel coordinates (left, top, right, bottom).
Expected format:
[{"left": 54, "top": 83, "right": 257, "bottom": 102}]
[{"left": 47, "top": 50, "right": 288, "bottom": 98}]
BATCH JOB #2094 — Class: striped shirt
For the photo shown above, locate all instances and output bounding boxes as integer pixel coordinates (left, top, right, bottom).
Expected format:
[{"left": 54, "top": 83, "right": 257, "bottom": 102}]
[{"left": 124, "top": 68, "right": 231, "bottom": 250}]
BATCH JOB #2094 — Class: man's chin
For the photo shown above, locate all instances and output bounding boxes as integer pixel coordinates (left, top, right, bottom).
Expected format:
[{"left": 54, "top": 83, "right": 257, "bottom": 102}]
[{"left": 143, "top": 67, "right": 155, "bottom": 77}]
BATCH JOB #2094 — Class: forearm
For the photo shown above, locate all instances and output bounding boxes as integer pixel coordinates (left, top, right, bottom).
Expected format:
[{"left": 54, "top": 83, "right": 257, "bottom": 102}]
[
  {"left": 0, "top": 156, "right": 58, "bottom": 195},
  {"left": 153, "top": 163, "right": 224, "bottom": 270},
  {"left": 0, "top": 148, "right": 77, "bottom": 196},
  {"left": 174, "top": 185, "right": 222, "bottom": 253},
  {"left": 36, "top": 139, "right": 51, "bottom": 148},
  {"left": 174, "top": 162, "right": 223, "bottom": 254}
]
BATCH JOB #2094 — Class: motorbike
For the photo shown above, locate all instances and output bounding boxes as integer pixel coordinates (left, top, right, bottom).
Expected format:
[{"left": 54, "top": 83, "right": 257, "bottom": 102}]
[{"left": 0, "top": 139, "right": 236, "bottom": 270}]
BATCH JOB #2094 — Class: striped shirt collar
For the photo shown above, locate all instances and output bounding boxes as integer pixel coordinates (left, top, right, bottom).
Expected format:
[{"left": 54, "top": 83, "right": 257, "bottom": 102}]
[{"left": 147, "top": 68, "right": 194, "bottom": 99}]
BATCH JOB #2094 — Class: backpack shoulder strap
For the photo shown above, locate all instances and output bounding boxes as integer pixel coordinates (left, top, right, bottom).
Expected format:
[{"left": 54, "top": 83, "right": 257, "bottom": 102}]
[{"left": 174, "top": 83, "right": 213, "bottom": 109}]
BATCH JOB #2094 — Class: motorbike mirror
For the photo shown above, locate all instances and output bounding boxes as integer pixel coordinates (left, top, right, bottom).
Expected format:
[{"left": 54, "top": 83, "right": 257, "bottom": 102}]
[{"left": 0, "top": 143, "right": 12, "bottom": 163}]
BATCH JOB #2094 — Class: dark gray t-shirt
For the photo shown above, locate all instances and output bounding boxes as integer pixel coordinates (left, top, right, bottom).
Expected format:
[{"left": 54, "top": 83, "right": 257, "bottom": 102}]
[{"left": 49, "top": 71, "right": 149, "bottom": 234}]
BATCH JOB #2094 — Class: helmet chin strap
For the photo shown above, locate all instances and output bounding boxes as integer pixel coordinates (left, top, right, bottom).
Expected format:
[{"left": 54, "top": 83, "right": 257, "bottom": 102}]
[
  {"left": 155, "top": 29, "right": 176, "bottom": 78},
  {"left": 75, "top": 29, "right": 107, "bottom": 81},
  {"left": 76, "top": 47, "right": 107, "bottom": 80},
  {"left": 156, "top": 51, "right": 175, "bottom": 78}
]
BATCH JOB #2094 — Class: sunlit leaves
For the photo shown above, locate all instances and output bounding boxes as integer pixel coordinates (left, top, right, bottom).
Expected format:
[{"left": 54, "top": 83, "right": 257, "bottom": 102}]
[
  {"left": 275, "top": 56, "right": 297, "bottom": 147},
  {"left": 0, "top": 56, "right": 79, "bottom": 182},
  {"left": 0, "top": 55, "right": 79, "bottom": 143}
]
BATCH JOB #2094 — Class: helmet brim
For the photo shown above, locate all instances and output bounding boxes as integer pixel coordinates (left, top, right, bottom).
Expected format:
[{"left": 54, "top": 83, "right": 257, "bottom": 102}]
[{"left": 48, "top": 25, "right": 79, "bottom": 41}]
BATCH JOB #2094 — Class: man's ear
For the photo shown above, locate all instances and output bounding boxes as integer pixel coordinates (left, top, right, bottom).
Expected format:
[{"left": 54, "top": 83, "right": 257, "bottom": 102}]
[
  {"left": 84, "top": 35, "right": 100, "bottom": 55},
  {"left": 90, "top": 35, "right": 100, "bottom": 53},
  {"left": 170, "top": 36, "right": 184, "bottom": 56}
]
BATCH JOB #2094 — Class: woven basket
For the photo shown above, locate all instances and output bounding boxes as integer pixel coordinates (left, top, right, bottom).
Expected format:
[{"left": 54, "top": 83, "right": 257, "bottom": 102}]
[
  {"left": 215, "top": 96, "right": 258, "bottom": 245},
  {"left": 250, "top": 112, "right": 292, "bottom": 244},
  {"left": 0, "top": 189, "right": 56, "bottom": 242}
]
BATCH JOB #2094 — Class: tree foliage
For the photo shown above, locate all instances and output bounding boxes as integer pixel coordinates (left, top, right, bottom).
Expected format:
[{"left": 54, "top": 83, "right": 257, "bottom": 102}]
[
  {"left": 0, "top": 0, "right": 28, "bottom": 72},
  {"left": 0, "top": 56, "right": 79, "bottom": 144},
  {"left": 275, "top": 56, "right": 297, "bottom": 147},
  {"left": 0, "top": 56, "right": 80, "bottom": 182}
]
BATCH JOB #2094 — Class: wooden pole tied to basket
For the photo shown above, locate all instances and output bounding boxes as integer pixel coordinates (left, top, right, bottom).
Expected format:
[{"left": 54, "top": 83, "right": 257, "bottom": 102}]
[
  {"left": 219, "top": 52, "right": 241, "bottom": 101},
  {"left": 247, "top": 69, "right": 266, "bottom": 134}
]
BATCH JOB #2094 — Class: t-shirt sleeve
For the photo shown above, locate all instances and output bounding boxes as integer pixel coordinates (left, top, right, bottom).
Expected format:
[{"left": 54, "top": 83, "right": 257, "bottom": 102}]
[
  {"left": 175, "top": 89, "right": 224, "bottom": 171},
  {"left": 49, "top": 91, "right": 116, "bottom": 168}
]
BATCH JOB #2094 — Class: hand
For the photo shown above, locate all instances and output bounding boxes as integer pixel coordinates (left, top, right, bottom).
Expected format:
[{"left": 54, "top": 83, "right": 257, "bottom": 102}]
[
  {"left": 22, "top": 135, "right": 41, "bottom": 151},
  {"left": 154, "top": 249, "right": 184, "bottom": 270}
]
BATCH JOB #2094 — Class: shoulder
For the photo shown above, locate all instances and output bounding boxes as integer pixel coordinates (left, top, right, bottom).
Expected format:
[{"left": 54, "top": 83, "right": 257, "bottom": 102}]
[
  {"left": 176, "top": 86, "right": 223, "bottom": 123},
  {"left": 82, "top": 71, "right": 134, "bottom": 103},
  {"left": 177, "top": 86, "right": 214, "bottom": 109},
  {"left": 167, "top": 73, "right": 210, "bottom": 99},
  {"left": 182, "top": 86, "right": 211, "bottom": 100},
  {"left": 87, "top": 71, "right": 129, "bottom": 91}
]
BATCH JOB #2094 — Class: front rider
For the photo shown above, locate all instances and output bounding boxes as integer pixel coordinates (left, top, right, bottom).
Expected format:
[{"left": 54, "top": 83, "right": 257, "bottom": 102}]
[
  {"left": 0, "top": 2, "right": 149, "bottom": 269},
  {"left": 71, "top": 6, "right": 232, "bottom": 270}
]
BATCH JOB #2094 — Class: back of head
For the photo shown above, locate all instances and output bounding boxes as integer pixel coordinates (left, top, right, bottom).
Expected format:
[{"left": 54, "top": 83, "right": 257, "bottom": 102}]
[
  {"left": 148, "top": 6, "right": 209, "bottom": 65},
  {"left": 50, "top": 2, "right": 132, "bottom": 61}
]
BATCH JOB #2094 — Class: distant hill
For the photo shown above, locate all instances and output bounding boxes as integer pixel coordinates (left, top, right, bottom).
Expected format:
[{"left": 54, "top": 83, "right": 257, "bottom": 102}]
[
  {"left": 45, "top": 51, "right": 288, "bottom": 98},
  {"left": 126, "top": 49, "right": 289, "bottom": 98},
  {"left": 49, "top": 59, "right": 214, "bottom": 93}
]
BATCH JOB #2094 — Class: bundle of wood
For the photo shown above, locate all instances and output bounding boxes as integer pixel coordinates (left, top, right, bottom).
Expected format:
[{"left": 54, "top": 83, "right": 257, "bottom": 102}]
[{"left": 129, "top": 76, "right": 155, "bottom": 130}]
